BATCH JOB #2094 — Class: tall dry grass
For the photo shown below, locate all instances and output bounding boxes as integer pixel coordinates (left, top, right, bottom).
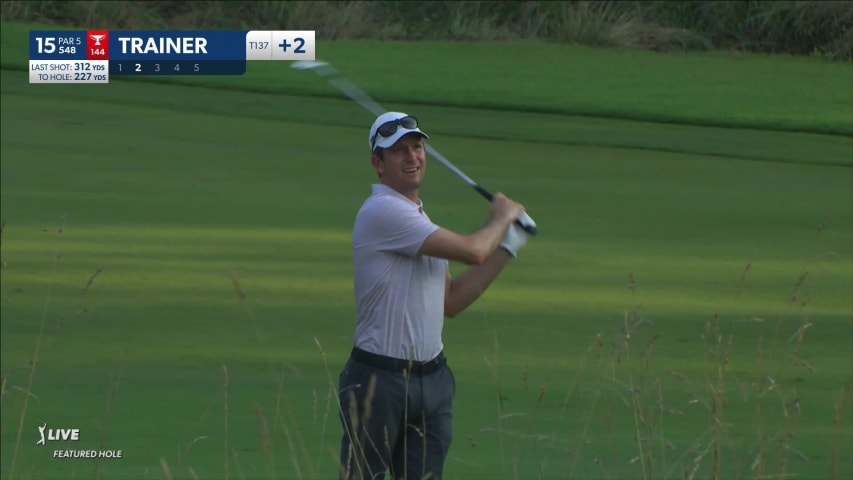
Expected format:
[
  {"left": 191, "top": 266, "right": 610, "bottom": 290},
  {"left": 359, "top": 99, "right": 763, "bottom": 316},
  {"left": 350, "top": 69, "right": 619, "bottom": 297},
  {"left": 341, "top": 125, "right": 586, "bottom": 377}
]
[
  {"left": 6, "top": 215, "right": 67, "bottom": 480},
  {"left": 1, "top": 216, "right": 849, "bottom": 479}
]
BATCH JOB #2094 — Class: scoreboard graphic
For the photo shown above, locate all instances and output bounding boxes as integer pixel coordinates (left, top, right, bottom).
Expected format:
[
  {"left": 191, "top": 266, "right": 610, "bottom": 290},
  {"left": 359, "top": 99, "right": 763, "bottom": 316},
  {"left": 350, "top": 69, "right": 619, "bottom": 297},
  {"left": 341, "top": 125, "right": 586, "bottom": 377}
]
[{"left": 29, "top": 30, "right": 315, "bottom": 84}]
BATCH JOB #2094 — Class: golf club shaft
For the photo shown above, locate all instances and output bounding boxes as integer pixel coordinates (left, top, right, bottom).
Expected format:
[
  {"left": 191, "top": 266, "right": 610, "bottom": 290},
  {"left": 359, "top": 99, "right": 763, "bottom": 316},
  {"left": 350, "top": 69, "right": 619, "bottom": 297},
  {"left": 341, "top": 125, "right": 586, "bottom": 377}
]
[
  {"left": 425, "top": 144, "right": 537, "bottom": 235},
  {"left": 330, "top": 78, "right": 385, "bottom": 116},
  {"left": 423, "top": 144, "right": 484, "bottom": 195},
  {"left": 296, "top": 62, "right": 537, "bottom": 236}
]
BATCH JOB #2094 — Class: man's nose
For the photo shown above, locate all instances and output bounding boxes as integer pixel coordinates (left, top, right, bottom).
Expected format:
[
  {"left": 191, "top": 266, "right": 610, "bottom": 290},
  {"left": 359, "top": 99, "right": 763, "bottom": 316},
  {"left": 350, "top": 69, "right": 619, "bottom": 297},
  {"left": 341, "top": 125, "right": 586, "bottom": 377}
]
[{"left": 404, "top": 145, "right": 420, "bottom": 159}]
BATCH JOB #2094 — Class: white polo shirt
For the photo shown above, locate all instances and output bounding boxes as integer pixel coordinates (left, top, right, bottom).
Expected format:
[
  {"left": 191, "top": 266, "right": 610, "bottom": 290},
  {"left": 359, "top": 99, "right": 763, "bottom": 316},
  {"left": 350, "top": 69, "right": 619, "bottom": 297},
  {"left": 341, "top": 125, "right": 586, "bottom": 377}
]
[{"left": 352, "top": 184, "right": 449, "bottom": 361}]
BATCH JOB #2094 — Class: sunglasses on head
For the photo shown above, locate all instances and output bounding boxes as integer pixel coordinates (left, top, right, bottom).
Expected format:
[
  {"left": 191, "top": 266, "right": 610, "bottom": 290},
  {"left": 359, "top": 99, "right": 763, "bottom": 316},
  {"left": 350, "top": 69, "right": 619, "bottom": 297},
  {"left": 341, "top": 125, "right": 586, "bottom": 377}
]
[{"left": 371, "top": 115, "right": 420, "bottom": 150}]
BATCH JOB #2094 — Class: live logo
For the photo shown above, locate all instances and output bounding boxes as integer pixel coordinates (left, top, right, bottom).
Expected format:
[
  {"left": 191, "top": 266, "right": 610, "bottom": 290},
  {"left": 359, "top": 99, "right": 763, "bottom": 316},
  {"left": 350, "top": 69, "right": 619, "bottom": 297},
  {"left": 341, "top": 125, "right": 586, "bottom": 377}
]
[
  {"left": 87, "top": 30, "right": 108, "bottom": 60},
  {"left": 48, "top": 429, "right": 79, "bottom": 441}
]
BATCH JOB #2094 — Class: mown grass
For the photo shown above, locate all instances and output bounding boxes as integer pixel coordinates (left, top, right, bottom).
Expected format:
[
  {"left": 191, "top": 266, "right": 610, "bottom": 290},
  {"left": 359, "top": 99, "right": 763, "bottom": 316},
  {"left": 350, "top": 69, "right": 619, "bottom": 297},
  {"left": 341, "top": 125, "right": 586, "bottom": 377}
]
[
  {"left": 2, "top": 21, "right": 852, "bottom": 137},
  {"left": 2, "top": 52, "right": 852, "bottom": 480}
]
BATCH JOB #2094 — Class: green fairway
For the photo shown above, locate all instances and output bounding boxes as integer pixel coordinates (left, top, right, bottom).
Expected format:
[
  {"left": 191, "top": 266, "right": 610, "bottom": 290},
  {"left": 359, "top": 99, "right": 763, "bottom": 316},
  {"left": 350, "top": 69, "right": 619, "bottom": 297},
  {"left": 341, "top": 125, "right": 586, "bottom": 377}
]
[
  {"left": 2, "top": 28, "right": 852, "bottom": 480},
  {"left": 1, "top": 21, "right": 851, "bottom": 136}
]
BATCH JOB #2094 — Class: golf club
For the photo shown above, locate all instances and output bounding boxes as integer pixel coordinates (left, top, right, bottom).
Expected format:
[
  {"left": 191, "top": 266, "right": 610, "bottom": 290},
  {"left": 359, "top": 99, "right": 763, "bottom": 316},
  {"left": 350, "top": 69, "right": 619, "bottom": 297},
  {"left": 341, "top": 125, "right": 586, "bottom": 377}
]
[{"left": 292, "top": 60, "right": 538, "bottom": 236}]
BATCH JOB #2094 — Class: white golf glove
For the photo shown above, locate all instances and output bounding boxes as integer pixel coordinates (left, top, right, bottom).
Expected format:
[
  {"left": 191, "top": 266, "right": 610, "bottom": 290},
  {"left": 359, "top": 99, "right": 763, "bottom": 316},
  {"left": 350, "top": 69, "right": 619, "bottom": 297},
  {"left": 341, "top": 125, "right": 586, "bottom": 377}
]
[{"left": 500, "top": 223, "right": 530, "bottom": 258}]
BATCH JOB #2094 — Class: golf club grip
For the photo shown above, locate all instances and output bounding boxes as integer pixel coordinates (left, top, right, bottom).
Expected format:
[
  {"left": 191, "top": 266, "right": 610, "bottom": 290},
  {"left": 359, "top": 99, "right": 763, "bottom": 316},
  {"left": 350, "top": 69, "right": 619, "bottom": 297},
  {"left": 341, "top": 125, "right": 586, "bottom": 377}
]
[
  {"left": 473, "top": 184, "right": 493, "bottom": 201},
  {"left": 473, "top": 185, "right": 538, "bottom": 235},
  {"left": 516, "top": 217, "right": 538, "bottom": 236}
]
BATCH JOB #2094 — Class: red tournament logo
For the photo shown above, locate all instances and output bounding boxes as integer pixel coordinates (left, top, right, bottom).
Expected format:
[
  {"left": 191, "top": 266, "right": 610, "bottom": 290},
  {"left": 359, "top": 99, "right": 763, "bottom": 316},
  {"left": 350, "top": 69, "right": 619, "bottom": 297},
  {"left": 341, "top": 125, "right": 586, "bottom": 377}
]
[{"left": 87, "top": 30, "right": 108, "bottom": 60}]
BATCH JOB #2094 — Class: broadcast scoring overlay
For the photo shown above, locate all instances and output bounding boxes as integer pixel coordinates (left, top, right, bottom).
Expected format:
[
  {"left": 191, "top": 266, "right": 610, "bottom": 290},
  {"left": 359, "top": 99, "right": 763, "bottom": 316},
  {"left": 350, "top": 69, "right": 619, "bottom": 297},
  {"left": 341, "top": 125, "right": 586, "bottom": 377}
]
[{"left": 29, "top": 30, "right": 315, "bottom": 84}]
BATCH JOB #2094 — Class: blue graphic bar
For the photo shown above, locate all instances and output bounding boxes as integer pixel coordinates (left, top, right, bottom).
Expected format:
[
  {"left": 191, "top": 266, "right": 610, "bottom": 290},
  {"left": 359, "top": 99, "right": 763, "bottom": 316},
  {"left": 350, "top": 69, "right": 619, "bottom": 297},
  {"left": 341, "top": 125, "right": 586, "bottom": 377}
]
[
  {"left": 109, "top": 31, "right": 247, "bottom": 60},
  {"left": 30, "top": 31, "right": 88, "bottom": 60},
  {"left": 109, "top": 60, "right": 246, "bottom": 75}
]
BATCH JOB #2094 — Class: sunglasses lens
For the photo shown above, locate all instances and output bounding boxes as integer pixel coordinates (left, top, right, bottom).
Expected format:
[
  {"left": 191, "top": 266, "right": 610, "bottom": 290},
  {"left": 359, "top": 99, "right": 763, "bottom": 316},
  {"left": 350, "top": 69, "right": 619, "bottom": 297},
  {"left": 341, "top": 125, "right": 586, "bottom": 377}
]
[
  {"left": 378, "top": 123, "right": 397, "bottom": 138},
  {"left": 377, "top": 116, "right": 418, "bottom": 139}
]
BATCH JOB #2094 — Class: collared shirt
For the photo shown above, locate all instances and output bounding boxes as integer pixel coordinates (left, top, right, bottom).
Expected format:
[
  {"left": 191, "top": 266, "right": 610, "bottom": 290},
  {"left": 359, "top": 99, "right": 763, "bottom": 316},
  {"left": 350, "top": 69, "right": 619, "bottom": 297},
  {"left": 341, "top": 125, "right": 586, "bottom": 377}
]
[{"left": 351, "top": 184, "right": 448, "bottom": 361}]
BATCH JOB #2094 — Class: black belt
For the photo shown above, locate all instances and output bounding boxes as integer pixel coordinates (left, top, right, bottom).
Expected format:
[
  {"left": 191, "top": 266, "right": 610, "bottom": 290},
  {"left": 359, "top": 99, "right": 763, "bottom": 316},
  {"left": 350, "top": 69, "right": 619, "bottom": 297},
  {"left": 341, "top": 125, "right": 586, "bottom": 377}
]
[{"left": 351, "top": 347, "right": 446, "bottom": 375}]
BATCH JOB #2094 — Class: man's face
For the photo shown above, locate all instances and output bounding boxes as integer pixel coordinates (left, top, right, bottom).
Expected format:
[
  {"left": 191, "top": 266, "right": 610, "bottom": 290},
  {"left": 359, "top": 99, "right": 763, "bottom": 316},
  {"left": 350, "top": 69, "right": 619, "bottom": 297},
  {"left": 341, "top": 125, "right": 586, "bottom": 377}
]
[{"left": 372, "top": 134, "right": 426, "bottom": 195}]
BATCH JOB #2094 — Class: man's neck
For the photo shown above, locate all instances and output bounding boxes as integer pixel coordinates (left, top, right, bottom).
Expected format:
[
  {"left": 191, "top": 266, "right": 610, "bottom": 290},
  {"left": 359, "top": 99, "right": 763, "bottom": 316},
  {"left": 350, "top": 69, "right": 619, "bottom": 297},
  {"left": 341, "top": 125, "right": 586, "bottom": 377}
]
[{"left": 383, "top": 182, "right": 419, "bottom": 204}]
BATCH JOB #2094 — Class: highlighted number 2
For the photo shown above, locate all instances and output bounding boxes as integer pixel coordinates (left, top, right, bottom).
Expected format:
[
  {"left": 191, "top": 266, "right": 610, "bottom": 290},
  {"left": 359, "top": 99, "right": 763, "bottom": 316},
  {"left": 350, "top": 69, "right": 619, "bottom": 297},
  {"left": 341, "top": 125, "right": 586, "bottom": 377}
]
[{"left": 293, "top": 37, "right": 305, "bottom": 54}]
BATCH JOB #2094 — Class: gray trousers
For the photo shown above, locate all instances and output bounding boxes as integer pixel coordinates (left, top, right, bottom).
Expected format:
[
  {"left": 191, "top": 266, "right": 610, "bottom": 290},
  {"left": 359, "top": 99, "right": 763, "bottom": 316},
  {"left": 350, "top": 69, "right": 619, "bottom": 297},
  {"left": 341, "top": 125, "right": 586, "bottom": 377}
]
[{"left": 338, "top": 349, "right": 456, "bottom": 480}]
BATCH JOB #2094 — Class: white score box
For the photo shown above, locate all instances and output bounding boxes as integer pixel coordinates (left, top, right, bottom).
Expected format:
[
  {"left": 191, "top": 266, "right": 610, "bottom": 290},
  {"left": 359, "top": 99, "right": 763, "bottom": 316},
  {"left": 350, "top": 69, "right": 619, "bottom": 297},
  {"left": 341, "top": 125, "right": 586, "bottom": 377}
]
[
  {"left": 246, "top": 30, "right": 272, "bottom": 61},
  {"left": 30, "top": 60, "right": 109, "bottom": 84},
  {"left": 271, "top": 30, "right": 315, "bottom": 61}
]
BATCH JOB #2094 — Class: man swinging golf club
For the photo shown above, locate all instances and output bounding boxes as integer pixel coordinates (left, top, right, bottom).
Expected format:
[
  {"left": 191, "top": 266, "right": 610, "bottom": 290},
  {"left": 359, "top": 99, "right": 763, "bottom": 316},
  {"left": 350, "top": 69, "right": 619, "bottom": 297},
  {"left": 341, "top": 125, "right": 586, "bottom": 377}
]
[{"left": 338, "top": 112, "right": 533, "bottom": 480}]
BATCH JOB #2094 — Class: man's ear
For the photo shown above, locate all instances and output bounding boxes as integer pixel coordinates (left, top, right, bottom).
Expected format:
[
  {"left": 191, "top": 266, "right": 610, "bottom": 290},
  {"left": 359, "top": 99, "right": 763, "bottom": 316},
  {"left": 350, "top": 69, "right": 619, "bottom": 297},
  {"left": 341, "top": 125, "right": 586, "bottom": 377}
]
[{"left": 371, "top": 154, "right": 384, "bottom": 177}]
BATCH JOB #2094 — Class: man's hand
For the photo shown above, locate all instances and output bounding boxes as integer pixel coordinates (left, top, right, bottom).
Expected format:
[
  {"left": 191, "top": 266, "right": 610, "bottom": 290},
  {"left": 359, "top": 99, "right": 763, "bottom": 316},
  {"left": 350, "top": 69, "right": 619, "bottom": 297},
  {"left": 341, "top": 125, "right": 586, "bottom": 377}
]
[
  {"left": 489, "top": 193, "right": 525, "bottom": 225},
  {"left": 499, "top": 223, "right": 530, "bottom": 258},
  {"left": 419, "top": 193, "right": 528, "bottom": 265}
]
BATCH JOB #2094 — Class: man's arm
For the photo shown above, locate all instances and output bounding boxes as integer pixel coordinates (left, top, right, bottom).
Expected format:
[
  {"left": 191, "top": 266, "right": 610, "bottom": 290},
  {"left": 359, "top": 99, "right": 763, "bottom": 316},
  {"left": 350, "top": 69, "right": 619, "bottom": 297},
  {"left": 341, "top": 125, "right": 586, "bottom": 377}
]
[
  {"left": 418, "top": 221, "right": 508, "bottom": 265},
  {"left": 443, "top": 248, "right": 512, "bottom": 318},
  {"left": 418, "top": 193, "right": 523, "bottom": 265}
]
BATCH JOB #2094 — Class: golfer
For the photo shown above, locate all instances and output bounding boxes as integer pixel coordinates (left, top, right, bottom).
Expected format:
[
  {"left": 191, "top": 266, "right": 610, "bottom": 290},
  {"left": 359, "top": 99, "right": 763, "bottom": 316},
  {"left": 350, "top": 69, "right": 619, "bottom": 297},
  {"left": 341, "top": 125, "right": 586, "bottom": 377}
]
[{"left": 338, "top": 112, "right": 532, "bottom": 480}]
